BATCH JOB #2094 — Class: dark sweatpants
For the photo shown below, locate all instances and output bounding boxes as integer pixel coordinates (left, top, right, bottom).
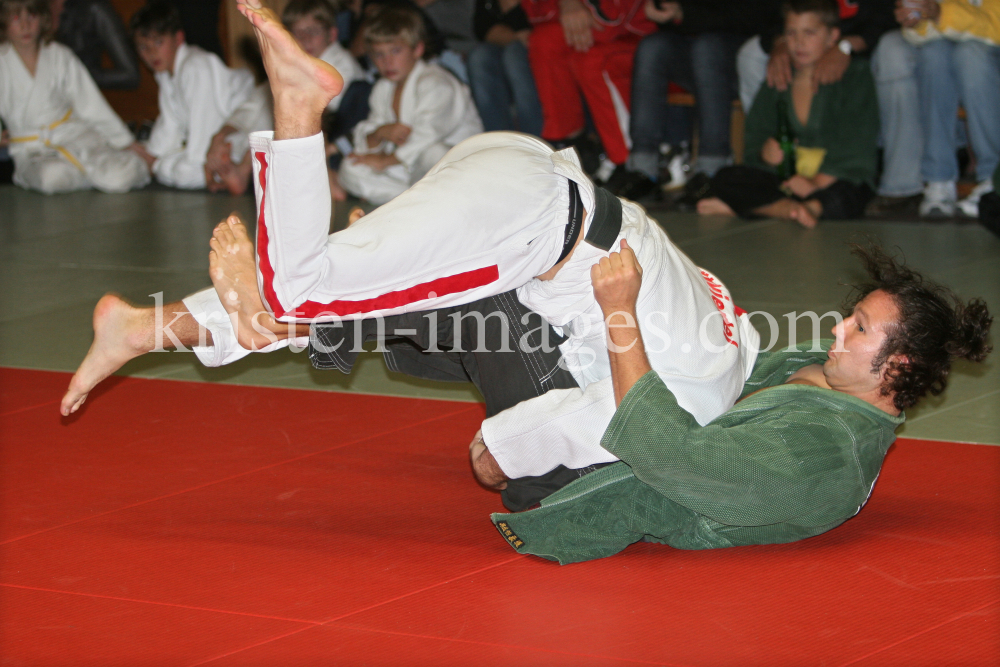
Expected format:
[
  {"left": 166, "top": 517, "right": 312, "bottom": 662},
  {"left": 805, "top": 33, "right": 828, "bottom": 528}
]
[
  {"left": 308, "top": 290, "right": 610, "bottom": 512},
  {"left": 709, "top": 165, "right": 874, "bottom": 220}
]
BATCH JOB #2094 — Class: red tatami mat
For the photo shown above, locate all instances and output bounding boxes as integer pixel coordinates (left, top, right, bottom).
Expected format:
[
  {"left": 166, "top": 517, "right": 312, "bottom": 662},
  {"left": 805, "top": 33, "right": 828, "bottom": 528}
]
[{"left": 1, "top": 367, "right": 998, "bottom": 665}]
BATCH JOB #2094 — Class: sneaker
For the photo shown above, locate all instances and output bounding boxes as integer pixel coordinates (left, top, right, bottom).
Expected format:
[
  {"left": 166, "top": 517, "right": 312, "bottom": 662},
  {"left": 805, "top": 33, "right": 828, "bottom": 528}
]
[
  {"left": 864, "top": 194, "right": 922, "bottom": 218},
  {"left": 605, "top": 164, "right": 656, "bottom": 200},
  {"left": 919, "top": 181, "right": 957, "bottom": 218},
  {"left": 956, "top": 179, "right": 995, "bottom": 218},
  {"left": 659, "top": 142, "right": 691, "bottom": 190}
]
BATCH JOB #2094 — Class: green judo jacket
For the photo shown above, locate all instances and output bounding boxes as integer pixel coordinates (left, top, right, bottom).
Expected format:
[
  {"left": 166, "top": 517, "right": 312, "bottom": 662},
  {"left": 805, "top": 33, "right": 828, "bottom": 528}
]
[{"left": 491, "top": 342, "right": 905, "bottom": 564}]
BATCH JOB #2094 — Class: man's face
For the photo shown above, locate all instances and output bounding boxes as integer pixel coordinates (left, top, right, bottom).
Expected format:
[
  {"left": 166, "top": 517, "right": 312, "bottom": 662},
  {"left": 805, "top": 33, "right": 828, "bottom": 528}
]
[
  {"left": 290, "top": 15, "right": 336, "bottom": 58},
  {"left": 824, "top": 289, "right": 900, "bottom": 398},
  {"left": 369, "top": 38, "right": 423, "bottom": 83},
  {"left": 135, "top": 30, "right": 184, "bottom": 74},
  {"left": 6, "top": 7, "right": 41, "bottom": 49},
  {"left": 785, "top": 11, "right": 839, "bottom": 70}
]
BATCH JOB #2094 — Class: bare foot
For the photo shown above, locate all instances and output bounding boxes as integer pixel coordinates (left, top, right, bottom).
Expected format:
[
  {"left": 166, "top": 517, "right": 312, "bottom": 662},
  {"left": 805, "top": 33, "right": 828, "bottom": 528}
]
[
  {"left": 789, "top": 201, "right": 818, "bottom": 229},
  {"left": 237, "top": 0, "right": 344, "bottom": 138},
  {"left": 328, "top": 167, "right": 347, "bottom": 202},
  {"left": 61, "top": 294, "right": 152, "bottom": 416},
  {"left": 208, "top": 215, "right": 300, "bottom": 350},
  {"left": 753, "top": 198, "right": 819, "bottom": 229},
  {"left": 220, "top": 159, "right": 251, "bottom": 196},
  {"left": 696, "top": 197, "right": 737, "bottom": 216},
  {"left": 347, "top": 206, "right": 365, "bottom": 226}
]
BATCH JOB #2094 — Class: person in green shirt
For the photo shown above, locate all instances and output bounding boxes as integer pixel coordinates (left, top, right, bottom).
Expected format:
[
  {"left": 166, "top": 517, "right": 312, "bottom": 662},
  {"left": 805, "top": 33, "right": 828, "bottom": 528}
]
[
  {"left": 696, "top": 0, "right": 879, "bottom": 228},
  {"left": 473, "top": 242, "right": 991, "bottom": 563}
]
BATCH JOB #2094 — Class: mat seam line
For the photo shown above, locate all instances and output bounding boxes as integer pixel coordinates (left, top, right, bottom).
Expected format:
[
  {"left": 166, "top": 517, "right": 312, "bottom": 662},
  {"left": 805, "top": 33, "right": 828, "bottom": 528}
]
[
  {"left": 0, "top": 398, "right": 62, "bottom": 418},
  {"left": 0, "top": 583, "right": 322, "bottom": 625},
  {"left": 322, "top": 624, "right": 688, "bottom": 667},
  {"left": 186, "top": 555, "right": 524, "bottom": 667},
  {"left": 837, "top": 598, "right": 1000, "bottom": 666},
  {"left": 0, "top": 404, "right": 481, "bottom": 546}
]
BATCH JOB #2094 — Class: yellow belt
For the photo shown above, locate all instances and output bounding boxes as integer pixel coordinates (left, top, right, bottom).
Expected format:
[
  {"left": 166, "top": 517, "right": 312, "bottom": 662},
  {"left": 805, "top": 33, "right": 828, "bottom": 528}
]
[{"left": 9, "top": 109, "right": 85, "bottom": 173}]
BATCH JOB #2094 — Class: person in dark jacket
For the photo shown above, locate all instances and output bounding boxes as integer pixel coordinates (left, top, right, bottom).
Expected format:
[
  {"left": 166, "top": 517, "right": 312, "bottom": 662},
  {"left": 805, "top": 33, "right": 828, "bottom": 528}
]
[{"left": 51, "top": 0, "right": 141, "bottom": 89}]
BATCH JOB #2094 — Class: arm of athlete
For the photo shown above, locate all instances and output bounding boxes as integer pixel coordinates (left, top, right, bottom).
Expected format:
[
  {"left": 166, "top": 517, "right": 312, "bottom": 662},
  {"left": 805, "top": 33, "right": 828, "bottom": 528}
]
[
  {"left": 591, "top": 239, "right": 650, "bottom": 406},
  {"left": 470, "top": 240, "right": 648, "bottom": 487}
]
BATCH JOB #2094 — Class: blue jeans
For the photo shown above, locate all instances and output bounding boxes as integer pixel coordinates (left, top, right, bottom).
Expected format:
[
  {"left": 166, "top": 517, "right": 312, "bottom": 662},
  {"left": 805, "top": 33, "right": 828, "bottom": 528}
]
[
  {"left": 918, "top": 38, "right": 1000, "bottom": 182},
  {"left": 630, "top": 31, "right": 742, "bottom": 178},
  {"left": 467, "top": 40, "right": 543, "bottom": 136}
]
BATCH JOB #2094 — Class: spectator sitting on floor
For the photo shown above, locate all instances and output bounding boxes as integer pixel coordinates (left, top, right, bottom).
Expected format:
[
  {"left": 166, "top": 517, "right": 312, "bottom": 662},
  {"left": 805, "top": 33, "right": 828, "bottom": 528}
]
[
  {"left": 522, "top": 0, "right": 655, "bottom": 175},
  {"left": 697, "top": 0, "right": 879, "bottom": 228},
  {"left": 608, "top": 0, "right": 781, "bottom": 200},
  {"left": 0, "top": 0, "right": 149, "bottom": 194},
  {"left": 238, "top": 0, "right": 368, "bottom": 201},
  {"left": 129, "top": 0, "right": 269, "bottom": 190},
  {"left": 338, "top": 3, "right": 482, "bottom": 205},
  {"left": 898, "top": 0, "right": 1000, "bottom": 219},
  {"left": 466, "top": 0, "right": 543, "bottom": 136},
  {"left": 736, "top": 0, "right": 924, "bottom": 218}
]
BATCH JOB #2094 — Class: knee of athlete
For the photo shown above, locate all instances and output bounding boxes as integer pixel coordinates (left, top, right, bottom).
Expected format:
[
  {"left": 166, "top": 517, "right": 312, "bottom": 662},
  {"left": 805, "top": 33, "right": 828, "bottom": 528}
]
[{"left": 37, "top": 161, "right": 80, "bottom": 194}]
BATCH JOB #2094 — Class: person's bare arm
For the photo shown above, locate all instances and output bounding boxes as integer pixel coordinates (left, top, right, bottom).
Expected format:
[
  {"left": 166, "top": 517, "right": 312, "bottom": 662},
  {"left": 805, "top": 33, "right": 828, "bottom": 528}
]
[
  {"left": 766, "top": 38, "right": 792, "bottom": 91},
  {"left": 643, "top": 0, "right": 682, "bottom": 24},
  {"left": 592, "top": 239, "right": 650, "bottom": 406}
]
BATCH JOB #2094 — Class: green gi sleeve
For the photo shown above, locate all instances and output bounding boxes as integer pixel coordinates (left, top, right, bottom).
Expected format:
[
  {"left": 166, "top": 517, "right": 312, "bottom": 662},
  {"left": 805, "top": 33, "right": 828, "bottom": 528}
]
[{"left": 602, "top": 371, "right": 866, "bottom": 528}]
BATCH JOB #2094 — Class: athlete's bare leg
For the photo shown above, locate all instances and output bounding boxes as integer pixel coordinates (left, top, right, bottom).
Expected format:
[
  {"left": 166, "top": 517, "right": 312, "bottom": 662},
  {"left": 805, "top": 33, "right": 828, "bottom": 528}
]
[
  {"left": 237, "top": 0, "right": 343, "bottom": 140},
  {"left": 208, "top": 214, "right": 310, "bottom": 350},
  {"left": 61, "top": 296, "right": 208, "bottom": 416}
]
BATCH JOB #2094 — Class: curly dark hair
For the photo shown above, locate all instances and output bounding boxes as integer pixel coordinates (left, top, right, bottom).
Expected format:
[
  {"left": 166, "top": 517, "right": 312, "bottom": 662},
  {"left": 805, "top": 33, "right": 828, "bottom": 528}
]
[{"left": 845, "top": 244, "right": 992, "bottom": 411}]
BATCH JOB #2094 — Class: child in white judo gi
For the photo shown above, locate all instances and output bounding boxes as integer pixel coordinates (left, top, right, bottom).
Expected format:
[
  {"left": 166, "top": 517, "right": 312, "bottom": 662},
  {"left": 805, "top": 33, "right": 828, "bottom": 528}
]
[
  {"left": 128, "top": 0, "right": 267, "bottom": 190},
  {"left": 0, "top": 0, "right": 149, "bottom": 194},
  {"left": 283, "top": 0, "right": 367, "bottom": 202},
  {"left": 338, "top": 3, "right": 482, "bottom": 205},
  {"left": 203, "top": 0, "right": 368, "bottom": 197}
]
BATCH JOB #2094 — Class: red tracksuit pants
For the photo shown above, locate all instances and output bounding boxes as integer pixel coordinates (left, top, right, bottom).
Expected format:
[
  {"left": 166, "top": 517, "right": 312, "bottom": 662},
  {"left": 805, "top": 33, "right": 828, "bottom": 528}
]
[{"left": 528, "top": 20, "right": 640, "bottom": 165}]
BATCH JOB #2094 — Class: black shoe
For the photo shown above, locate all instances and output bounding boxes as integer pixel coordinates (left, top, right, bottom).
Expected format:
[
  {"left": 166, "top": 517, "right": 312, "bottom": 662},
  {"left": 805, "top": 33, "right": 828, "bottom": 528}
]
[
  {"left": 674, "top": 172, "right": 713, "bottom": 210},
  {"left": 864, "top": 194, "right": 922, "bottom": 218},
  {"left": 550, "top": 133, "right": 603, "bottom": 175},
  {"left": 606, "top": 165, "right": 657, "bottom": 201}
]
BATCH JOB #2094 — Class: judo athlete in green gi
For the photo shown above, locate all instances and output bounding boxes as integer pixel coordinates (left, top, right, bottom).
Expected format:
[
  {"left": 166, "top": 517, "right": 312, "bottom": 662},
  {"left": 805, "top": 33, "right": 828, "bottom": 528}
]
[{"left": 474, "top": 245, "right": 992, "bottom": 564}]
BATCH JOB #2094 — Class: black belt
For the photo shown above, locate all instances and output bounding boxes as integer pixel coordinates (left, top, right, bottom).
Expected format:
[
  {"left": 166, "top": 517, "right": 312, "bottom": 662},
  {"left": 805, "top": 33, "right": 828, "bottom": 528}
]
[{"left": 557, "top": 180, "right": 623, "bottom": 263}]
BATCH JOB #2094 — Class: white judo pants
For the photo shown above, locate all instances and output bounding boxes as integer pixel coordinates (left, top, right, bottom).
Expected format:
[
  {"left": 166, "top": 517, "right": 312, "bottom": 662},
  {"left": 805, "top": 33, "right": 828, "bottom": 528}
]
[
  {"left": 13, "top": 133, "right": 150, "bottom": 195},
  {"left": 184, "top": 130, "right": 760, "bottom": 477}
]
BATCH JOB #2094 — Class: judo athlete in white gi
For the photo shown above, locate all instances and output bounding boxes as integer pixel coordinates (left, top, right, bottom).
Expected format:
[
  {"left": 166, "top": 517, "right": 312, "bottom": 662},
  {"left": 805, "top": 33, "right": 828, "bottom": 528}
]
[
  {"left": 337, "top": 5, "right": 482, "bottom": 205},
  {"left": 129, "top": 1, "right": 266, "bottom": 190},
  {"left": 60, "top": 0, "right": 759, "bottom": 485},
  {"left": 0, "top": 0, "right": 149, "bottom": 194}
]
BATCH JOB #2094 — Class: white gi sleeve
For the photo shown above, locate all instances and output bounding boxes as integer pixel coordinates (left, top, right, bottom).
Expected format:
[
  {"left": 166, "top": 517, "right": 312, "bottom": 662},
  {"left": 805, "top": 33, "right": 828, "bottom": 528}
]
[
  {"left": 182, "top": 287, "right": 307, "bottom": 367},
  {"left": 350, "top": 81, "right": 393, "bottom": 155},
  {"left": 480, "top": 377, "right": 622, "bottom": 479},
  {"left": 61, "top": 45, "right": 134, "bottom": 149}
]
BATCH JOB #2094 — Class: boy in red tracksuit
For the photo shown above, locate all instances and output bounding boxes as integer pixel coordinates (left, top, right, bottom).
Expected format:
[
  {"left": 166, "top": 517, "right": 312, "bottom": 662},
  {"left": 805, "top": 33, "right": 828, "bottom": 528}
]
[{"left": 523, "top": 0, "right": 653, "bottom": 169}]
